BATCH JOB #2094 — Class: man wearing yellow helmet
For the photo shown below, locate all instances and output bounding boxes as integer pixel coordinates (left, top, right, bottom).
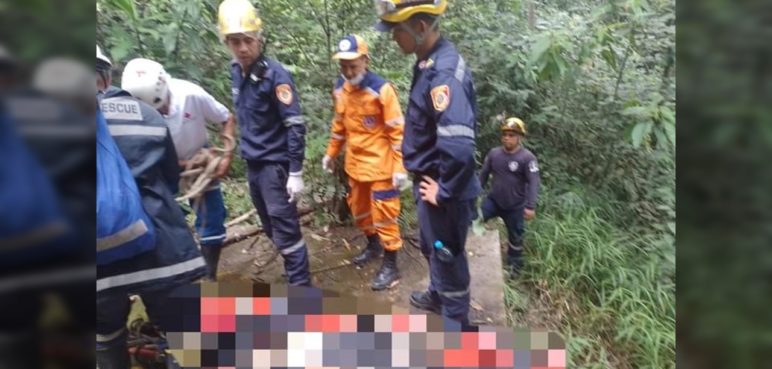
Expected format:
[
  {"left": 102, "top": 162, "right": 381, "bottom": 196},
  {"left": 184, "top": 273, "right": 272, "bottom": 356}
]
[
  {"left": 376, "top": 0, "right": 481, "bottom": 325},
  {"left": 479, "top": 117, "right": 541, "bottom": 274},
  {"left": 217, "top": 0, "right": 311, "bottom": 286}
]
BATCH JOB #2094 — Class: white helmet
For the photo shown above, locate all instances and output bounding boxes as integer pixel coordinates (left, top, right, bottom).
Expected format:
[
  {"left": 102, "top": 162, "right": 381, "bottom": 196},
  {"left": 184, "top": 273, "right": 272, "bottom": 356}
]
[
  {"left": 33, "top": 57, "right": 94, "bottom": 101},
  {"left": 96, "top": 45, "right": 112, "bottom": 67},
  {"left": 121, "top": 58, "right": 170, "bottom": 109}
]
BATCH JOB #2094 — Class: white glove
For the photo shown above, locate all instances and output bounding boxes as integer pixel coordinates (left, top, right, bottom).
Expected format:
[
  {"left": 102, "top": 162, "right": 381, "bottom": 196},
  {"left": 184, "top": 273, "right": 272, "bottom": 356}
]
[
  {"left": 322, "top": 155, "right": 333, "bottom": 174},
  {"left": 286, "top": 172, "right": 305, "bottom": 203},
  {"left": 392, "top": 172, "right": 409, "bottom": 190}
]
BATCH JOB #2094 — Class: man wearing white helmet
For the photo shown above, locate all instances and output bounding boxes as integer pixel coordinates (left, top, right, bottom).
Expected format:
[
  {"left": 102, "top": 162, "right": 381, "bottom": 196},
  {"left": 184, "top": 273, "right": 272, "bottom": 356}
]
[
  {"left": 95, "top": 45, "right": 206, "bottom": 369},
  {"left": 122, "top": 57, "right": 236, "bottom": 281},
  {"left": 215, "top": 0, "right": 311, "bottom": 286},
  {"left": 96, "top": 45, "right": 111, "bottom": 93}
]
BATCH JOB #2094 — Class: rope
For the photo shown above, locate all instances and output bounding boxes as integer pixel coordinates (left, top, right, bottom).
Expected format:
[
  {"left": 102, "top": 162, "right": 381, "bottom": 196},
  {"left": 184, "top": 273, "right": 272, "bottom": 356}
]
[
  {"left": 127, "top": 318, "right": 166, "bottom": 367},
  {"left": 175, "top": 134, "right": 235, "bottom": 203}
]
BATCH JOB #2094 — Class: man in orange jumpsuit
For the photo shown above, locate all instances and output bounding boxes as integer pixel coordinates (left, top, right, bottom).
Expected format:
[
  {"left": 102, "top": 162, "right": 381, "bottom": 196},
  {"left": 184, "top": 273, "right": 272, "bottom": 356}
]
[{"left": 322, "top": 34, "right": 408, "bottom": 291}]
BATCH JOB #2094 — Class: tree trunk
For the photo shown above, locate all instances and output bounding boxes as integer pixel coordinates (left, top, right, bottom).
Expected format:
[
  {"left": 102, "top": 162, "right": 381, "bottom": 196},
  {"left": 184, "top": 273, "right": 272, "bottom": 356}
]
[{"left": 527, "top": 0, "right": 536, "bottom": 30}]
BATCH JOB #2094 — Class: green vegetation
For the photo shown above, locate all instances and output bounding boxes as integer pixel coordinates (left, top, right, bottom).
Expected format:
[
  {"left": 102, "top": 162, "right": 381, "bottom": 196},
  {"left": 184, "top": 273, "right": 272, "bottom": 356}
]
[
  {"left": 518, "top": 190, "right": 675, "bottom": 368},
  {"left": 98, "top": 0, "right": 675, "bottom": 367}
]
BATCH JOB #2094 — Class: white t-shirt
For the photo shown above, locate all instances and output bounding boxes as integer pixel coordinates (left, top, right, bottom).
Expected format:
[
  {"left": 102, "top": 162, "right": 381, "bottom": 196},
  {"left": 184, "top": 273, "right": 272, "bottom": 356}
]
[{"left": 164, "top": 78, "right": 230, "bottom": 160}]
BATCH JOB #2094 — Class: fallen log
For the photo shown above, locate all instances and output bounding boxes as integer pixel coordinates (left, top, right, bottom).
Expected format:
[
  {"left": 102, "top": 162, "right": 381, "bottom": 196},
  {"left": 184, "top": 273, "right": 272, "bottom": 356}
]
[
  {"left": 225, "top": 209, "right": 257, "bottom": 227},
  {"left": 222, "top": 208, "right": 314, "bottom": 247}
]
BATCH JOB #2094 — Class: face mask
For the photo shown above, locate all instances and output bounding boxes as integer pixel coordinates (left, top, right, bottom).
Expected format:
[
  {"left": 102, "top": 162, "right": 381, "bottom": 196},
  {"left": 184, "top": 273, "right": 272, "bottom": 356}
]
[
  {"left": 342, "top": 71, "right": 365, "bottom": 86},
  {"left": 398, "top": 16, "right": 440, "bottom": 53}
]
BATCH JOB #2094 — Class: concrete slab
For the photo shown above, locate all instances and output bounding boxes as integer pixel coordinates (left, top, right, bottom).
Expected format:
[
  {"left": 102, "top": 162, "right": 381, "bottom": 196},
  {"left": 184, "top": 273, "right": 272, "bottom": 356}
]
[{"left": 218, "top": 225, "right": 507, "bottom": 326}]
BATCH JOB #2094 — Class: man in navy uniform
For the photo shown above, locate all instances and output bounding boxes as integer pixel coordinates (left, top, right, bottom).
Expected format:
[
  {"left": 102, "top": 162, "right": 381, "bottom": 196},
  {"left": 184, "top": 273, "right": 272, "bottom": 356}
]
[
  {"left": 96, "top": 45, "right": 206, "bottom": 369},
  {"left": 216, "top": 0, "right": 311, "bottom": 286},
  {"left": 480, "top": 117, "right": 541, "bottom": 274},
  {"left": 375, "top": 0, "right": 481, "bottom": 324},
  {"left": 121, "top": 57, "right": 236, "bottom": 282}
]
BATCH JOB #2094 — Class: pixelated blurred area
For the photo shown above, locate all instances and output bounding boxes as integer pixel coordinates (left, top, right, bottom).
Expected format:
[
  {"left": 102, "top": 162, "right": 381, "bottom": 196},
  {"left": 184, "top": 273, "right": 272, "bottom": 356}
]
[
  {"left": 677, "top": 0, "right": 772, "bottom": 368},
  {"left": 118, "top": 225, "right": 565, "bottom": 367},
  {"left": 152, "top": 282, "right": 566, "bottom": 368},
  {"left": 1, "top": 0, "right": 95, "bottom": 368}
]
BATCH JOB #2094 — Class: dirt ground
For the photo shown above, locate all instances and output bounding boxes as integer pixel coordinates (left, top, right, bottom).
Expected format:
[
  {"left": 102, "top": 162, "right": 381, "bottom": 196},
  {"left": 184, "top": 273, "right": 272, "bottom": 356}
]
[{"left": 218, "top": 224, "right": 508, "bottom": 326}]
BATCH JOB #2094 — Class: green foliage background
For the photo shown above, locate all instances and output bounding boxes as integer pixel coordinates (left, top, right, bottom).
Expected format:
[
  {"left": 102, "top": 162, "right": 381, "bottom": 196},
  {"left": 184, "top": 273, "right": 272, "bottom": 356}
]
[{"left": 97, "top": 0, "right": 675, "bottom": 367}]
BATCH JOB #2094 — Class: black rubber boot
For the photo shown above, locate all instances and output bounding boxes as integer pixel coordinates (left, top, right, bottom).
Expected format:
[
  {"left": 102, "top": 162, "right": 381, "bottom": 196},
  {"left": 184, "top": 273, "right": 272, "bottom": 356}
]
[
  {"left": 506, "top": 242, "right": 524, "bottom": 275},
  {"left": 352, "top": 234, "right": 383, "bottom": 267},
  {"left": 371, "top": 250, "right": 400, "bottom": 290},
  {"left": 409, "top": 290, "right": 442, "bottom": 315},
  {"left": 200, "top": 245, "right": 222, "bottom": 281}
]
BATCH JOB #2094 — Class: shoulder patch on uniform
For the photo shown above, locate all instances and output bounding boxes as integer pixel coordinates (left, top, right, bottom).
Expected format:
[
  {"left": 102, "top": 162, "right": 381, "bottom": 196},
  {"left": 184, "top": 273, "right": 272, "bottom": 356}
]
[
  {"left": 101, "top": 98, "right": 143, "bottom": 121},
  {"left": 430, "top": 84, "right": 450, "bottom": 112},
  {"left": 529, "top": 160, "right": 539, "bottom": 173},
  {"left": 275, "top": 84, "right": 293, "bottom": 105}
]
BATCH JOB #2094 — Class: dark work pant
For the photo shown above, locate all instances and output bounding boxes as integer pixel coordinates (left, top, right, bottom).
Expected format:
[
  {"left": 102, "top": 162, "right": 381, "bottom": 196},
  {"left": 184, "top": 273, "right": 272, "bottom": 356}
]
[
  {"left": 414, "top": 184, "right": 475, "bottom": 323},
  {"left": 481, "top": 196, "right": 525, "bottom": 264},
  {"left": 246, "top": 161, "right": 310, "bottom": 286},
  {"left": 190, "top": 183, "right": 228, "bottom": 280}
]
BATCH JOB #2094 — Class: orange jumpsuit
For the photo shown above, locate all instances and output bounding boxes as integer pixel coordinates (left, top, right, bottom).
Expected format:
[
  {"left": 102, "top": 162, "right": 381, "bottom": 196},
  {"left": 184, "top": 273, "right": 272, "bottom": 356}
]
[{"left": 325, "top": 71, "right": 405, "bottom": 251}]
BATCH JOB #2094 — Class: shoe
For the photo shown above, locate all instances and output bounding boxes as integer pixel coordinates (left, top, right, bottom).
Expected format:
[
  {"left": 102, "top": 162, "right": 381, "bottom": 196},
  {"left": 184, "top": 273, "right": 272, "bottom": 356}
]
[
  {"left": 506, "top": 257, "right": 524, "bottom": 276},
  {"left": 200, "top": 245, "right": 222, "bottom": 281},
  {"left": 371, "top": 250, "right": 400, "bottom": 290},
  {"left": 352, "top": 234, "right": 383, "bottom": 267},
  {"left": 409, "top": 290, "right": 441, "bottom": 315},
  {"left": 506, "top": 242, "right": 524, "bottom": 275}
]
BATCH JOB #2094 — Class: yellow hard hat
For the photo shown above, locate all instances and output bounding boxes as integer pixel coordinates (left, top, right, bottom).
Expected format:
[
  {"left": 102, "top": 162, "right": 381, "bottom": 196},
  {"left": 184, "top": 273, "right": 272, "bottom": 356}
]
[
  {"left": 217, "top": 0, "right": 263, "bottom": 40},
  {"left": 374, "top": 0, "right": 447, "bottom": 31},
  {"left": 501, "top": 117, "right": 527, "bottom": 136}
]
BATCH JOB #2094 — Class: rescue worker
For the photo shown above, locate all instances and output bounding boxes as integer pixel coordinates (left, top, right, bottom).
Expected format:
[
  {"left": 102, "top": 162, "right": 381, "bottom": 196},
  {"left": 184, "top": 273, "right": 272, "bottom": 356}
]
[
  {"left": 121, "top": 58, "right": 236, "bottom": 281},
  {"left": 322, "top": 34, "right": 408, "bottom": 290},
  {"left": 96, "top": 45, "right": 206, "bottom": 368},
  {"left": 375, "top": 0, "right": 481, "bottom": 324},
  {"left": 217, "top": 0, "right": 311, "bottom": 286},
  {"left": 479, "top": 117, "right": 541, "bottom": 274}
]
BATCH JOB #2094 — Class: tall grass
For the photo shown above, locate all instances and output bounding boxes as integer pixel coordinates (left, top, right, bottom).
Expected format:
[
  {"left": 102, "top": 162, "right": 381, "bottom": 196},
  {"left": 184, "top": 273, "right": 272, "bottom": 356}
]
[{"left": 514, "top": 190, "right": 675, "bottom": 369}]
